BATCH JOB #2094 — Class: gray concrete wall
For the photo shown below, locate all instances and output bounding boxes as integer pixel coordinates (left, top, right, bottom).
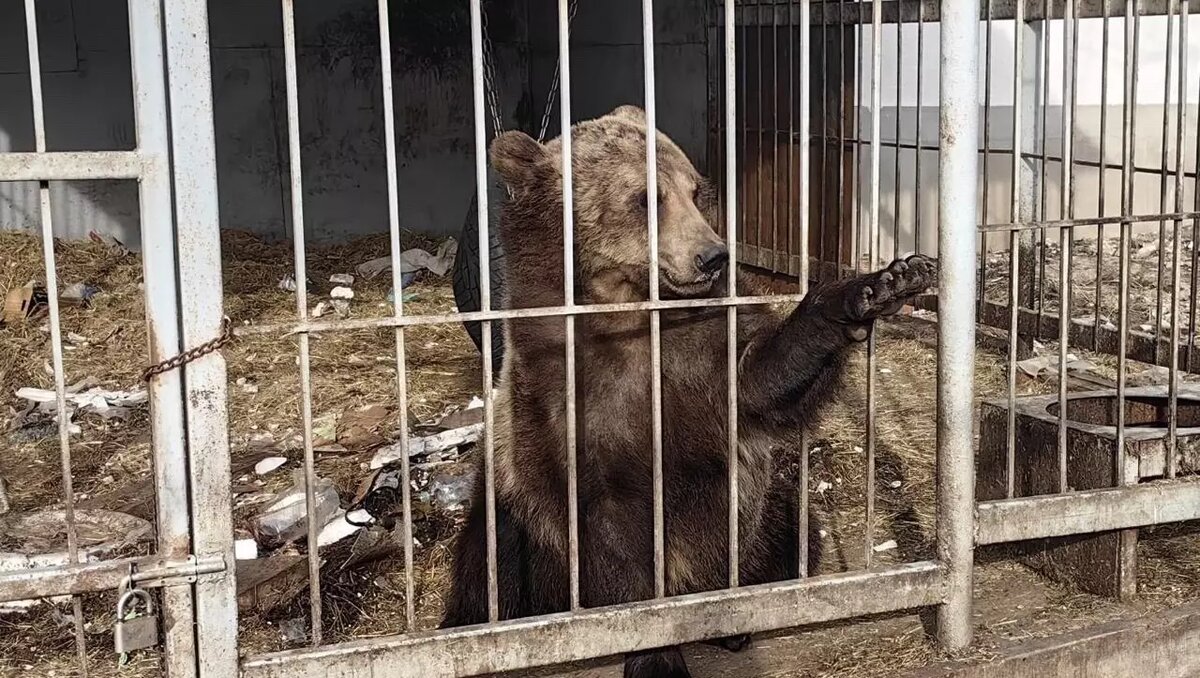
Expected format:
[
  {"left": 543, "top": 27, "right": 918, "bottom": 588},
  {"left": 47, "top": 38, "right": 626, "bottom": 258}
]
[{"left": 0, "top": 0, "right": 712, "bottom": 249}]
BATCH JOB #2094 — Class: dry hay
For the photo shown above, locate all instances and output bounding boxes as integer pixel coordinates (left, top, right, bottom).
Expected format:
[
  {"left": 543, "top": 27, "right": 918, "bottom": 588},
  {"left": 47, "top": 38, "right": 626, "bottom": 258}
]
[
  {"left": 981, "top": 231, "right": 1199, "bottom": 336},
  {"left": 3, "top": 229, "right": 1200, "bottom": 677}
]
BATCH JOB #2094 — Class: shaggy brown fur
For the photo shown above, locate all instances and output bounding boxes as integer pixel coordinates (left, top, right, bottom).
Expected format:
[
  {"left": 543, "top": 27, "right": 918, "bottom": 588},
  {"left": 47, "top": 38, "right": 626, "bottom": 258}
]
[{"left": 441, "top": 105, "right": 936, "bottom": 678}]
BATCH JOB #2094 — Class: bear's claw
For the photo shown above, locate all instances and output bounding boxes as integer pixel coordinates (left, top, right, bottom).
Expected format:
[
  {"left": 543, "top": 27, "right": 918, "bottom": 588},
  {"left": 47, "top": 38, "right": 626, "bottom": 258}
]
[{"left": 844, "top": 254, "right": 937, "bottom": 322}]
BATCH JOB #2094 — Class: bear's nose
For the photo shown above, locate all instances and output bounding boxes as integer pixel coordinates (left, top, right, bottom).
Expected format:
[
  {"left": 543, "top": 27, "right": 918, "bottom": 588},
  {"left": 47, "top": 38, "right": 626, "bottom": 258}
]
[{"left": 696, "top": 243, "right": 729, "bottom": 275}]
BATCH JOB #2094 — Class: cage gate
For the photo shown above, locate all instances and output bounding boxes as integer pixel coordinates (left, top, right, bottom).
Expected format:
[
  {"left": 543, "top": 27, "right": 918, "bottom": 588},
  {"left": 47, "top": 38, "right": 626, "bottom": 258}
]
[{"left": 0, "top": 0, "right": 237, "bottom": 677}]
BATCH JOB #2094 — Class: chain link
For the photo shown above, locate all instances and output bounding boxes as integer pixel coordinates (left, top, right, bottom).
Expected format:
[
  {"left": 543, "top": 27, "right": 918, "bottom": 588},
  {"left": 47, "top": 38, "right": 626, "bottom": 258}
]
[{"left": 142, "top": 317, "right": 235, "bottom": 382}]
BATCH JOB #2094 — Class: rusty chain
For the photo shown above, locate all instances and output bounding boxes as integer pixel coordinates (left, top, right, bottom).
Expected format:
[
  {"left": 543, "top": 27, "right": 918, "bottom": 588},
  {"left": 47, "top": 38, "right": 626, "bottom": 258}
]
[{"left": 142, "top": 317, "right": 235, "bottom": 382}]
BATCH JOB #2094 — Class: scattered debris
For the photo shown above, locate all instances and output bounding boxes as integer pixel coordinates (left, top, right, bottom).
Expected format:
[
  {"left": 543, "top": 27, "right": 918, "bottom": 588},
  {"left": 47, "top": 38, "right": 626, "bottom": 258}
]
[
  {"left": 236, "top": 555, "right": 311, "bottom": 613},
  {"left": 316, "top": 510, "right": 368, "bottom": 547},
  {"left": 370, "top": 423, "right": 483, "bottom": 468},
  {"left": 330, "top": 286, "right": 354, "bottom": 300},
  {"left": 0, "top": 476, "right": 9, "bottom": 516},
  {"left": 254, "top": 470, "right": 340, "bottom": 545},
  {"left": 335, "top": 404, "right": 391, "bottom": 452},
  {"left": 1016, "top": 355, "right": 1097, "bottom": 379},
  {"left": 2, "top": 283, "right": 47, "bottom": 325},
  {"left": 815, "top": 481, "right": 832, "bottom": 494},
  {"left": 278, "top": 617, "right": 308, "bottom": 645},
  {"left": 88, "top": 230, "right": 131, "bottom": 255},
  {"left": 1128, "top": 365, "right": 1171, "bottom": 386},
  {"left": 331, "top": 298, "right": 351, "bottom": 318},
  {"left": 387, "top": 287, "right": 419, "bottom": 304},
  {"left": 254, "top": 457, "right": 288, "bottom": 476},
  {"left": 873, "top": 539, "right": 899, "bottom": 553},
  {"left": 416, "top": 464, "right": 476, "bottom": 514},
  {"left": 329, "top": 273, "right": 355, "bottom": 286},
  {"left": 235, "top": 538, "right": 259, "bottom": 560},
  {"left": 236, "top": 377, "right": 260, "bottom": 394},
  {"left": 15, "top": 384, "right": 147, "bottom": 420},
  {"left": 61, "top": 282, "right": 100, "bottom": 307},
  {"left": 889, "top": 480, "right": 902, "bottom": 489},
  {"left": 311, "top": 301, "right": 330, "bottom": 318},
  {"left": 356, "top": 238, "right": 458, "bottom": 280}
]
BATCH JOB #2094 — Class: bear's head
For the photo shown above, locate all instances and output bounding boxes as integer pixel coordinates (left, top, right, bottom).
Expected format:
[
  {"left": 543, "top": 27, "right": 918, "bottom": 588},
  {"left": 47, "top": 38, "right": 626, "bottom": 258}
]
[{"left": 490, "top": 105, "right": 728, "bottom": 300}]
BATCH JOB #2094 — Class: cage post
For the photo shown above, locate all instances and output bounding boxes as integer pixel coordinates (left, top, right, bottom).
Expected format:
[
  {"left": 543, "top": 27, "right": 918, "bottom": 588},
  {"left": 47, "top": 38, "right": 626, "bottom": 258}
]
[
  {"left": 161, "top": 0, "right": 239, "bottom": 670},
  {"left": 128, "top": 0, "right": 202, "bottom": 670},
  {"left": 1015, "top": 18, "right": 1042, "bottom": 360},
  {"left": 935, "top": 0, "right": 979, "bottom": 651}
]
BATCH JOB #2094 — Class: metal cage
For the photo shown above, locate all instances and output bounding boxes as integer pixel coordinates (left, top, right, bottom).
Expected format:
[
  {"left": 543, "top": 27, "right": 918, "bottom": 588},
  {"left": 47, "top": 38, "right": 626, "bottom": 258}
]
[{"left": 1, "top": 0, "right": 1198, "bottom": 676}]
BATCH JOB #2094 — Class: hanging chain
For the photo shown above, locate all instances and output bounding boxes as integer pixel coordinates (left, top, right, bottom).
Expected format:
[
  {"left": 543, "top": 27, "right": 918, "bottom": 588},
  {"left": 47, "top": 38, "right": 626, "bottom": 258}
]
[
  {"left": 536, "top": 0, "right": 579, "bottom": 143},
  {"left": 479, "top": 0, "right": 578, "bottom": 144},
  {"left": 141, "top": 317, "right": 234, "bottom": 382}
]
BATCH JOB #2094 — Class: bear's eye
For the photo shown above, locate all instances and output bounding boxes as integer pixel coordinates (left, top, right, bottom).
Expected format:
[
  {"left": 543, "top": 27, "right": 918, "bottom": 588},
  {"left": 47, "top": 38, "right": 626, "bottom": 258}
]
[{"left": 639, "top": 190, "right": 664, "bottom": 210}]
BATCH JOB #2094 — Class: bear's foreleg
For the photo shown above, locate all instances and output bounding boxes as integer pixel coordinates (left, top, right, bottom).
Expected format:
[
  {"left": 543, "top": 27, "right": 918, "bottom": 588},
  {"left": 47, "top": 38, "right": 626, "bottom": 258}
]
[{"left": 738, "top": 254, "right": 936, "bottom": 425}]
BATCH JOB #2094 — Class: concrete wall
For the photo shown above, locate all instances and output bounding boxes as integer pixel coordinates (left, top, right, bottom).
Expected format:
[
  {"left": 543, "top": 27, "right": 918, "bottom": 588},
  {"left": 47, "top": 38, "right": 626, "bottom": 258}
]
[{"left": 0, "top": 0, "right": 711, "bottom": 249}]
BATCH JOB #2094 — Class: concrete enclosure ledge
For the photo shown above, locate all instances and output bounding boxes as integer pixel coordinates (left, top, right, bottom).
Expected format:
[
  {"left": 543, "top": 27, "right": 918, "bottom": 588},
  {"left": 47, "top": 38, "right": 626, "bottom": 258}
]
[{"left": 906, "top": 600, "right": 1200, "bottom": 678}]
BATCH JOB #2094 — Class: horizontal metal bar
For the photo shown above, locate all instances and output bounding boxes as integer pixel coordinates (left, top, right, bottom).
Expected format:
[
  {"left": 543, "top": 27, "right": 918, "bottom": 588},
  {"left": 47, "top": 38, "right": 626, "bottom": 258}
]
[
  {"left": 241, "top": 562, "right": 945, "bottom": 678},
  {"left": 761, "top": 133, "right": 1199, "bottom": 184},
  {"left": 730, "top": 0, "right": 1172, "bottom": 26},
  {"left": 978, "top": 210, "right": 1200, "bottom": 234},
  {"left": 0, "top": 557, "right": 145, "bottom": 603},
  {"left": 914, "top": 296, "right": 1200, "bottom": 375},
  {"left": 234, "top": 292, "right": 810, "bottom": 338},
  {"left": 0, "top": 151, "right": 147, "bottom": 182},
  {"left": 977, "top": 478, "right": 1200, "bottom": 545}
]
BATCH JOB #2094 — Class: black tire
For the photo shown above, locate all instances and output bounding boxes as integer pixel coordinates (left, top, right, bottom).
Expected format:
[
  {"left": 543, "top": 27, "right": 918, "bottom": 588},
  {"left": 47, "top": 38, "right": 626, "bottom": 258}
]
[{"left": 452, "top": 179, "right": 508, "bottom": 383}]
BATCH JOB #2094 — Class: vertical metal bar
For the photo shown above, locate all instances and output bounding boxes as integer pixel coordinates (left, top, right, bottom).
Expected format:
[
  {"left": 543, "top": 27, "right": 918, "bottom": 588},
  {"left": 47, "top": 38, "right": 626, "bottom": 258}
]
[
  {"left": 936, "top": 0, "right": 979, "bottom": 650},
  {"left": 799, "top": 0, "right": 812, "bottom": 578},
  {"left": 1096, "top": 0, "right": 1112, "bottom": 351},
  {"left": 980, "top": 0, "right": 995, "bottom": 304},
  {"left": 854, "top": 5, "right": 865, "bottom": 273},
  {"left": 1037, "top": 0, "right": 1050, "bottom": 329},
  {"left": 724, "top": 0, "right": 739, "bottom": 589},
  {"left": 865, "top": 0, "right": 883, "bottom": 568},
  {"left": 161, "top": 0, "right": 239, "bottom": 669},
  {"left": 281, "top": 0, "right": 323, "bottom": 645},
  {"left": 1007, "top": 0, "right": 1025, "bottom": 500},
  {"left": 893, "top": 0, "right": 904, "bottom": 261},
  {"left": 1168, "top": 0, "right": 1188, "bottom": 479},
  {"left": 772, "top": 0, "right": 780, "bottom": 270},
  {"left": 641, "top": 0, "right": 665, "bottom": 600},
  {"left": 22, "top": 1, "right": 89, "bottom": 671},
  {"left": 377, "top": 0, "right": 416, "bottom": 628},
  {"left": 819, "top": 0, "right": 829, "bottom": 271},
  {"left": 1117, "top": 0, "right": 1140, "bottom": 493},
  {"left": 1156, "top": 0, "right": 1178, "bottom": 362},
  {"left": 1058, "top": 0, "right": 1078, "bottom": 494},
  {"left": 914, "top": 1, "right": 925, "bottom": 255},
  {"left": 757, "top": 2, "right": 765, "bottom": 267},
  {"left": 468, "top": 0, "right": 501, "bottom": 622},
  {"left": 560, "top": 0, "right": 581, "bottom": 611},
  {"left": 837, "top": 0, "right": 847, "bottom": 275}
]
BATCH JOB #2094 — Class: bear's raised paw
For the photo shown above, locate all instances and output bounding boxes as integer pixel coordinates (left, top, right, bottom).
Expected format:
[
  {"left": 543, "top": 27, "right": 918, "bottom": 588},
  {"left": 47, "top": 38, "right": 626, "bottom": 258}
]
[{"left": 843, "top": 254, "right": 937, "bottom": 325}]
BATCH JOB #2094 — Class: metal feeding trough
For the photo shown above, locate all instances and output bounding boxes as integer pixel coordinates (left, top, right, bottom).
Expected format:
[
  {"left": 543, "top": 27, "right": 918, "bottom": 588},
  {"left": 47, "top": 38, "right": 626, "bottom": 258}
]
[{"left": 977, "top": 384, "right": 1200, "bottom": 598}]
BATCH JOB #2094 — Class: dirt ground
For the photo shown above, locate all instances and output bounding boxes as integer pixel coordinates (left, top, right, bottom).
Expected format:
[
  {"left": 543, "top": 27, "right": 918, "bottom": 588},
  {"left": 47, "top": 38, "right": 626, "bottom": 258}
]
[{"left": 1, "top": 229, "right": 1198, "bottom": 677}]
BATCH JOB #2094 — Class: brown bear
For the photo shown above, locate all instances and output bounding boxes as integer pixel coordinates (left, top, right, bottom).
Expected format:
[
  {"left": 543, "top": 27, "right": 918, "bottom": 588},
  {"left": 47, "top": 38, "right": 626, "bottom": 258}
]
[{"left": 440, "top": 105, "right": 936, "bottom": 678}]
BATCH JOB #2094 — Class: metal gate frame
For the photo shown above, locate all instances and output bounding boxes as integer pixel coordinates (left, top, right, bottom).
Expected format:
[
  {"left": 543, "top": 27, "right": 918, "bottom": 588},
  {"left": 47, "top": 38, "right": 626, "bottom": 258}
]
[
  {"left": 0, "top": 0, "right": 237, "bottom": 676},
  {"left": 234, "top": 0, "right": 976, "bottom": 674}
]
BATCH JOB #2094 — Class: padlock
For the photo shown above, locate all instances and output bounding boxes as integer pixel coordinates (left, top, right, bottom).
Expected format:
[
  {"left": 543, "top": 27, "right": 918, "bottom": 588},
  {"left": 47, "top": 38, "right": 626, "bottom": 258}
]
[{"left": 114, "top": 588, "right": 159, "bottom": 654}]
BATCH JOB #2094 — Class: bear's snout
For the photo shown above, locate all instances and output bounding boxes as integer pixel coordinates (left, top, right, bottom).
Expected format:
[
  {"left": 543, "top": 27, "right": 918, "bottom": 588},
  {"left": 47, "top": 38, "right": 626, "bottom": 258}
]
[{"left": 695, "top": 243, "right": 729, "bottom": 276}]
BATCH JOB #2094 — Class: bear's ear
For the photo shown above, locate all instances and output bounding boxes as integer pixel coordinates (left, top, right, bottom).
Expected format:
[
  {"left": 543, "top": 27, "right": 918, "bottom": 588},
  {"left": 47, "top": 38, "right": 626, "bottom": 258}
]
[
  {"left": 608, "top": 105, "right": 646, "bottom": 124},
  {"left": 490, "top": 131, "right": 548, "bottom": 189}
]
